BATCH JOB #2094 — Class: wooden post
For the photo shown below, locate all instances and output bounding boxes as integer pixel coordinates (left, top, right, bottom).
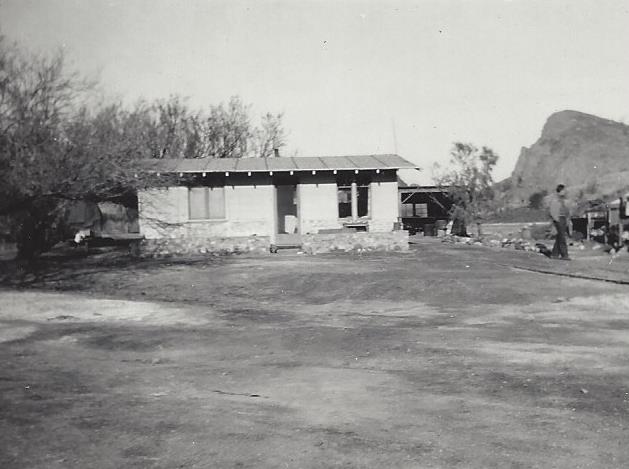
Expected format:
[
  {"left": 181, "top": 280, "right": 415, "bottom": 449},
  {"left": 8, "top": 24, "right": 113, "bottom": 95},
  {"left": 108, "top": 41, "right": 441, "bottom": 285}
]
[
  {"left": 351, "top": 182, "right": 358, "bottom": 221},
  {"left": 397, "top": 187, "right": 402, "bottom": 228}
]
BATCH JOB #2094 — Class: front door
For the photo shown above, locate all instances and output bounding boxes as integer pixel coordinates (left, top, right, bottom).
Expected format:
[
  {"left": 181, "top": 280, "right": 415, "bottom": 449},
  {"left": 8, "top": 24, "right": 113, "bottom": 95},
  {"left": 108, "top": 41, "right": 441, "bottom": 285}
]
[{"left": 275, "top": 184, "right": 301, "bottom": 246}]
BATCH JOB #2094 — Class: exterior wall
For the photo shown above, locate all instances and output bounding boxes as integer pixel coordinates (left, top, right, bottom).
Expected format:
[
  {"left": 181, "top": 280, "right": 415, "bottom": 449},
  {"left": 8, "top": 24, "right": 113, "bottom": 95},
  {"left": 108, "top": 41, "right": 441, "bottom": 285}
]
[
  {"left": 138, "top": 181, "right": 274, "bottom": 240},
  {"left": 369, "top": 179, "right": 399, "bottom": 232},
  {"left": 298, "top": 171, "right": 399, "bottom": 234},
  {"left": 137, "top": 170, "right": 401, "bottom": 256},
  {"left": 298, "top": 174, "right": 342, "bottom": 234}
]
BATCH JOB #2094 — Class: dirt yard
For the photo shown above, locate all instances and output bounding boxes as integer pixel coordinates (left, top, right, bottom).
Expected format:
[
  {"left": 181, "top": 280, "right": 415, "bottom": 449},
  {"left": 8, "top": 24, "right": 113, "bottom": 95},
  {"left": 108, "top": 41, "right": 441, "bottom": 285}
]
[{"left": 1, "top": 241, "right": 628, "bottom": 468}]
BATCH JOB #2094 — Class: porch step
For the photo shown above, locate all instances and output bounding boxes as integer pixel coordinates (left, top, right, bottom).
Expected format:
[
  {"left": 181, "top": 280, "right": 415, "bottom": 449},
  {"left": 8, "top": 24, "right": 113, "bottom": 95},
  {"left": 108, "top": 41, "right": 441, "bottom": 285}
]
[
  {"left": 270, "top": 243, "right": 303, "bottom": 253},
  {"left": 272, "top": 233, "right": 302, "bottom": 252}
]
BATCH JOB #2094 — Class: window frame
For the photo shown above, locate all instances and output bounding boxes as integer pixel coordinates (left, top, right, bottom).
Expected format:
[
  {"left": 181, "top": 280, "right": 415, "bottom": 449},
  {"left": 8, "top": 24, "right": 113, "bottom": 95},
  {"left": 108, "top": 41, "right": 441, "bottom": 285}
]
[
  {"left": 337, "top": 185, "right": 353, "bottom": 219},
  {"left": 188, "top": 186, "right": 226, "bottom": 221},
  {"left": 414, "top": 202, "right": 428, "bottom": 218}
]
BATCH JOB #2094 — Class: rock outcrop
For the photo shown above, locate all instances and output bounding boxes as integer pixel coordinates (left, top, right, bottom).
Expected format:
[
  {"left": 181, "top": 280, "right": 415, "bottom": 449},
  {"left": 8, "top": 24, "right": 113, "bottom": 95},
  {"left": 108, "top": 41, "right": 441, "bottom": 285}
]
[{"left": 506, "top": 110, "right": 629, "bottom": 206}]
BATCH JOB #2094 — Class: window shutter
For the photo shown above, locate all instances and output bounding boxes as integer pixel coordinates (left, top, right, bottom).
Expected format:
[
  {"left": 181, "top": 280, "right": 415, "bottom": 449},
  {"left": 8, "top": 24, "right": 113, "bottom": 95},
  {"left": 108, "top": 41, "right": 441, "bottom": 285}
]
[
  {"left": 189, "top": 187, "right": 209, "bottom": 219},
  {"left": 208, "top": 187, "right": 225, "bottom": 219}
]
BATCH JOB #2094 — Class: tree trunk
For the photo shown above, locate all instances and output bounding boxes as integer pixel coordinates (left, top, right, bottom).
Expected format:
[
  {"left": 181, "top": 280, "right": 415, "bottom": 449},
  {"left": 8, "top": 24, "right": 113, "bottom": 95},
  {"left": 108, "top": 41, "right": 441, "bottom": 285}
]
[
  {"left": 15, "top": 209, "right": 63, "bottom": 260},
  {"left": 452, "top": 218, "right": 468, "bottom": 237}
]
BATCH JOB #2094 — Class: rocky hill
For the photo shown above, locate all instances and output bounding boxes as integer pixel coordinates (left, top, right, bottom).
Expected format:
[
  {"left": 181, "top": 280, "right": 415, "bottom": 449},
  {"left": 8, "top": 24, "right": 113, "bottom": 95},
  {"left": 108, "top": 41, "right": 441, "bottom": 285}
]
[{"left": 504, "top": 110, "right": 629, "bottom": 208}]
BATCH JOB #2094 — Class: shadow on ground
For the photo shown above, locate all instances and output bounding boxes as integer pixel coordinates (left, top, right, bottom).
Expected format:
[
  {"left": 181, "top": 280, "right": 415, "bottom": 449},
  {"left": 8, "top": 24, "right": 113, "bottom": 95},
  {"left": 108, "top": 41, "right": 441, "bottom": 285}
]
[{"left": 1, "top": 242, "right": 628, "bottom": 468}]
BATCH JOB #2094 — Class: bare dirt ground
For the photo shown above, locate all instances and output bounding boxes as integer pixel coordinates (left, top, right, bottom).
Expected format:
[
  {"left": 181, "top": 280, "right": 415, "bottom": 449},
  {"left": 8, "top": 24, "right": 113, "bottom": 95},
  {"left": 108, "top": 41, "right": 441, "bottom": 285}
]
[{"left": 1, "top": 241, "right": 628, "bottom": 468}]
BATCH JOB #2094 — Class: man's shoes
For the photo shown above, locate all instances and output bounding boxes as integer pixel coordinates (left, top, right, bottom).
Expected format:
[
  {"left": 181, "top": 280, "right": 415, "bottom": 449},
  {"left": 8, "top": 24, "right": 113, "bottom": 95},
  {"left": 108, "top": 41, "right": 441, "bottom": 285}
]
[{"left": 560, "top": 257, "right": 571, "bottom": 261}]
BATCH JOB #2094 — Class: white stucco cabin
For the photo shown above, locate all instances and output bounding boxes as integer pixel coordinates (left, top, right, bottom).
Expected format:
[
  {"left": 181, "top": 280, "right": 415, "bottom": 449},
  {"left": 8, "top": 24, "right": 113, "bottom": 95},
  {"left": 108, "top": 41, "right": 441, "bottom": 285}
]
[{"left": 136, "top": 154, "right": 417, "bottom": 255}]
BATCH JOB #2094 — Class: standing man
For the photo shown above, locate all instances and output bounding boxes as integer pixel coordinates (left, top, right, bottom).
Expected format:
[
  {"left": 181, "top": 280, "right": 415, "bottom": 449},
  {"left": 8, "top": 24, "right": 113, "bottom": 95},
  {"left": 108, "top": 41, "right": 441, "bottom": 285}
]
[{"left": 548, "top": 184, "right": 571, "bottom": 260}]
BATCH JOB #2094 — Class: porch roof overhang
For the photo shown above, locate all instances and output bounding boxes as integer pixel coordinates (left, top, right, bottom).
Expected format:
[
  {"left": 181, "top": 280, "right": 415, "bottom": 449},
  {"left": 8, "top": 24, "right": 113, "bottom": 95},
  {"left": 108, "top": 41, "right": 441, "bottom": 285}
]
[
  {"left": 135, "top": 154, "right": 419, "bottom": 175},
  {"left": 398, "top": 185, "right": 450, "bottom": 193}
]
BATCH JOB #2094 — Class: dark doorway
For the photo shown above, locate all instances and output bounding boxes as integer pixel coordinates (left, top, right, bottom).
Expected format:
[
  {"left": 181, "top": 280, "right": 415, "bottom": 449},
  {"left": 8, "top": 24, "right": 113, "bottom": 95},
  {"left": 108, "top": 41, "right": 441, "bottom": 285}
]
[{"left": 276, "top": 185, "right": 299, "bottom": 235}]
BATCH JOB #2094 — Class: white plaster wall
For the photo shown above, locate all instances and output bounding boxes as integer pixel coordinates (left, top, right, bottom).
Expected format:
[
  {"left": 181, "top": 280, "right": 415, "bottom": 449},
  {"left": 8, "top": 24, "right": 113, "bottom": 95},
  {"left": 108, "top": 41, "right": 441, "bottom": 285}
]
[
  {"left": 139, "top": 174, "right": 400, "bottom": 239},
  {"left": 138, "top": 187, "right": 187, "bottom": 239},
  {"left": 298, "top": 176, "right": 400, "bottom": 234},
  {"left": 369, "top": 181, "right": 398, "bottom": 232},
  {"left": 298, "top": 182, "right": 341, "bottom": 234},
  {"left": 225, "top": 184, "right": 274, "bottom": 236},
  {"left": 139, "top": 184, "right": 274, "bottom": 239}
]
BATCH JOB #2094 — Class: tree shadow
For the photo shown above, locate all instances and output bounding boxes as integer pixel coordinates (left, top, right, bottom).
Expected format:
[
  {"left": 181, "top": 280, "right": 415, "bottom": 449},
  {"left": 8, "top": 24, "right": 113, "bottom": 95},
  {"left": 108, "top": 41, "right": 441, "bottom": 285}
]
[{"left": 0, "top": 246, "right": 232, "bottom": 290}]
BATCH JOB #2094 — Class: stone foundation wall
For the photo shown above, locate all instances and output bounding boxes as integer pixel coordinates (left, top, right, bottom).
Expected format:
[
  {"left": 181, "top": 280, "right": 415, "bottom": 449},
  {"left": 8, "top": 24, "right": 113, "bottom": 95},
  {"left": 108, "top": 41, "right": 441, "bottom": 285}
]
[
  {"left": 138, "top": 231, "right": 409, "bottom": 257},
  {"left": 300, "top": 219, "right": 397, "bottom": 234},
  {"left": 139, "top": 235, "right": 271, "bottom": 258},
  {"left": 368, "top": 220, "right": 398, "bottom": 232},
  {"left": 301, "top": 219, "right": 345, "bottom": 235},
  {"left": 301, "top": 230, "right": 408, "bottom": 254}
]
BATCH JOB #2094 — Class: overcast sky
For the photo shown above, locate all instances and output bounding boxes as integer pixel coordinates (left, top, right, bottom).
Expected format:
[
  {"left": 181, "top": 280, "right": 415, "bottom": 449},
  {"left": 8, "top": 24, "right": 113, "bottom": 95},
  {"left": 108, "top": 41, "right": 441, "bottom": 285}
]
[{"left": 2, "top": 0, "right": 629, "bottom": 182}]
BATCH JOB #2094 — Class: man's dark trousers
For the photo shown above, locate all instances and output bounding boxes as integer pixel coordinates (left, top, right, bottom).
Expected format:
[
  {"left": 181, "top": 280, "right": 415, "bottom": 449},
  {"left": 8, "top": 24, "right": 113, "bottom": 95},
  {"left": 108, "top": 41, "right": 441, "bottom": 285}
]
[{"left": 552, "top": 216, "right": 569, "bottom": 259}]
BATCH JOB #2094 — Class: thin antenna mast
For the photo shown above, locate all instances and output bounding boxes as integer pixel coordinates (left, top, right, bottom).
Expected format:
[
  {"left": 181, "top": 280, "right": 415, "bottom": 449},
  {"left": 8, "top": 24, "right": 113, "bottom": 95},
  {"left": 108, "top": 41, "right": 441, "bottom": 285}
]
[{"left": 391, "top": 118, "right": 399, "bottom": 154}]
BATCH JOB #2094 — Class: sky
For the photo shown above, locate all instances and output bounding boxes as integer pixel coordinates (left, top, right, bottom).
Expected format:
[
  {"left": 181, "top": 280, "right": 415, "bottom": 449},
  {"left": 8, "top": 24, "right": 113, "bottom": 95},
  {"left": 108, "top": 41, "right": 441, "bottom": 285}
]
[{"left": 2, "top": 0, "right": 629, "bottom": 183}]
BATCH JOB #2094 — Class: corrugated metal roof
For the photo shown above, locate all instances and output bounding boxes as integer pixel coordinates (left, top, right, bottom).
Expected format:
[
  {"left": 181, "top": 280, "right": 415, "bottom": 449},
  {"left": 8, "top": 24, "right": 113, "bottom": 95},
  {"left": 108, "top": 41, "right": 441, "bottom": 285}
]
[
  {"left": 205, "top": 159, "right": 238, "bottom": 172},
  {"left": 137, "top": 154, "right": 418, "bottom": 173},
  {"left": 292, "top": 157, "right": 329, "bottom": 170}
]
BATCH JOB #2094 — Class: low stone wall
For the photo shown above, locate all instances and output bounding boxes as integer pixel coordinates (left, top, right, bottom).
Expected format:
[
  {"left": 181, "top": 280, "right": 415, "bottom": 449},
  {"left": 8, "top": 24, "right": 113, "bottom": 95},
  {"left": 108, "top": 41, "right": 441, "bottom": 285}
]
[
  {"left": 139, "top": 235, "right": 270, "bottom": 258},
  {"left": 481, "top": 222, "right": 549, "bottom": 240},
  {"left": 301, "top": 231, "right": 408, "bottom": 254},
  {"left": 138, "top": 231, "right": 409, "bottom": 257}
]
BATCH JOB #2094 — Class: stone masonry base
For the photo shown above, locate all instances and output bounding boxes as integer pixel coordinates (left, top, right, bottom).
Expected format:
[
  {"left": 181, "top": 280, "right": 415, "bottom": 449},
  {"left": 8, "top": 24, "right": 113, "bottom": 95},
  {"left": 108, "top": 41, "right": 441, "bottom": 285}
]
[
  {"left": 301, "top": 231, "right": 409, "bottom": 254},
  {"left": 138, "top": 231, "right": 409, "bottom": 257},
  {"left": 139, "top": 236, "right": 271, "bottom": 258}
]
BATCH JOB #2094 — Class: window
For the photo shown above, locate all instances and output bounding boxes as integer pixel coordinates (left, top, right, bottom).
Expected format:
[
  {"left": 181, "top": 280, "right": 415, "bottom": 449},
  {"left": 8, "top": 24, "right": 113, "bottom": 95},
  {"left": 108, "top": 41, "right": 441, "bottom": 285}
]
[
  {"left": 400, "top": 198, "right": 428, "bottom": 218},
  {"left": 400, "top": 203, "right": 414, "bottom": 218},
  {"left": 414, "top": 203, "right": 428, "bottom": 218},
  {"left": 188, "top": 187, "right": 225, "bottom": 220},
  {"left": 337, "top": 187, "right": 352, "bottom": 218}
]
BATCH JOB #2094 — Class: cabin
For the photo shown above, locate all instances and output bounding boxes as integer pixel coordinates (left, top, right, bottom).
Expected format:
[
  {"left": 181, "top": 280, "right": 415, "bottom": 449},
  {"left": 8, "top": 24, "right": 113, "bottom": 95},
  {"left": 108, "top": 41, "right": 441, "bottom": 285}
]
[
  {"left": 398, "top": 182, "right": 452, "bottom": 235},
  {"left": 136, "top": 154, "right": 417, "bottom": 255},
  {"left": 65, "top": 201, "right": 140, "bottom": 238},
  {"left": 570, "top": 194, "right": 629, "bottom": 246}
]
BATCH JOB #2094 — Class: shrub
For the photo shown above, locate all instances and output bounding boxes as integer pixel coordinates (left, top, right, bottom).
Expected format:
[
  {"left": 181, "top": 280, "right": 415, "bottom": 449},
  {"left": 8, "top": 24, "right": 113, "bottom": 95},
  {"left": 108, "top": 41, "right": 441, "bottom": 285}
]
[{"left": 528, "top": 190, "right": 548, "bottom": 209}]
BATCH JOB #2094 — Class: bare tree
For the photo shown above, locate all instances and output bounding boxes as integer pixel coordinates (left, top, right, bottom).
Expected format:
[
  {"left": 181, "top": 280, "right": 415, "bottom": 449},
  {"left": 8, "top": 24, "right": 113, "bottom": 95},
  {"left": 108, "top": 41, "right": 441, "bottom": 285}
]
[
  {"left": 0, "top": 39, "right": 142, "bottom": 257},
  {"left": 134, "top": 96, "right": 286, "bottom": 159},
  {"left": 0, "top": 38, "right": 289, "bottom": 258},
  {"left": 433, "top": 142, "right": 499, "bottom": 237},
  {"left": 252, "top": 112, "right": 286, "bottom": 157}
]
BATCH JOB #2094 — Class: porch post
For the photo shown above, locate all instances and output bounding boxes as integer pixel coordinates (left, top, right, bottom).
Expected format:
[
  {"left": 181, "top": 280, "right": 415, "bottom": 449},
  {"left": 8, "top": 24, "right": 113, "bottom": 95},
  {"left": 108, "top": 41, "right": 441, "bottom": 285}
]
[
  {"left": 271, "top": 185, "right": 277, "bottom": 245},
  {"left": 351, "top": 182, "right": 358, "bottom": 221}
]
